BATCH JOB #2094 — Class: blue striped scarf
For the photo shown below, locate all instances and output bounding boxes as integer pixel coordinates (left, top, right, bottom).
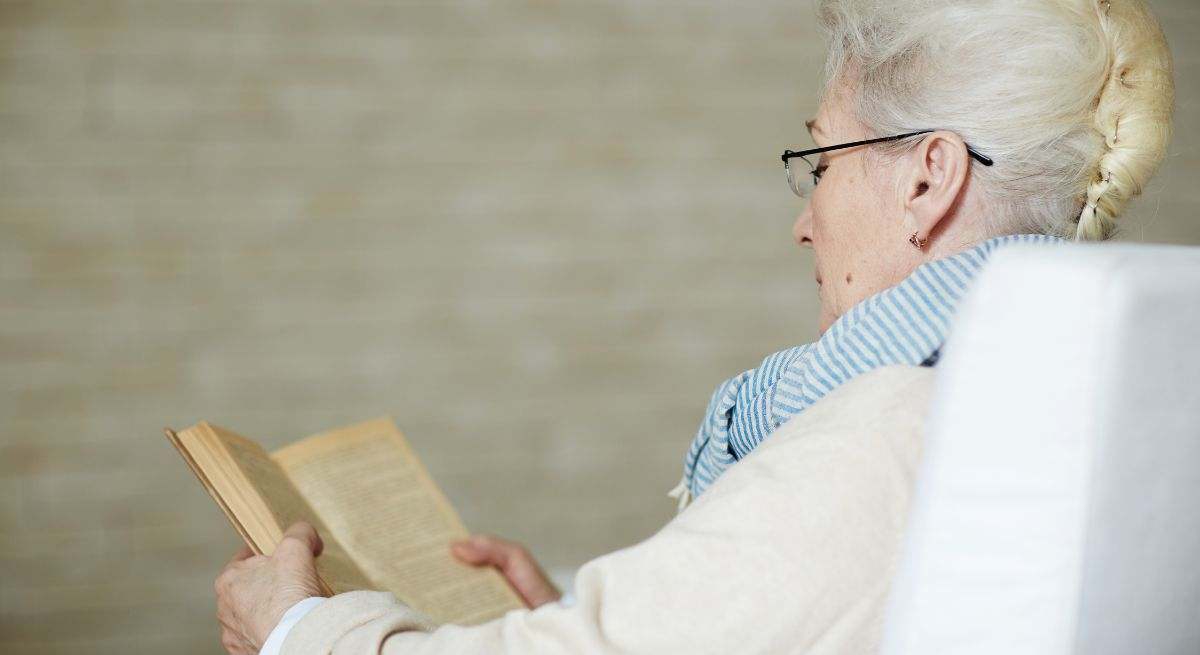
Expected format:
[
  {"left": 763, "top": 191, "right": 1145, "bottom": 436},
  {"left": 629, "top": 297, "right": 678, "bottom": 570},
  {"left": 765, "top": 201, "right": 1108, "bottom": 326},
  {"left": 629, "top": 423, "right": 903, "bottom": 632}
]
[{"left": 670, "top": 233, "right": 1065, "bottom": 507}]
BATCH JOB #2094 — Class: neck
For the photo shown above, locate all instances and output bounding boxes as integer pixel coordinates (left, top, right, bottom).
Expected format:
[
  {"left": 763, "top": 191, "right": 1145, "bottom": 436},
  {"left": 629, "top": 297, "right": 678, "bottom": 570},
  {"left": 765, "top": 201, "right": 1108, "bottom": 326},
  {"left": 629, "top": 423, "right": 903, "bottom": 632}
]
[{"left": 921, "top": 201, "right": 1011, "bottom": 262}]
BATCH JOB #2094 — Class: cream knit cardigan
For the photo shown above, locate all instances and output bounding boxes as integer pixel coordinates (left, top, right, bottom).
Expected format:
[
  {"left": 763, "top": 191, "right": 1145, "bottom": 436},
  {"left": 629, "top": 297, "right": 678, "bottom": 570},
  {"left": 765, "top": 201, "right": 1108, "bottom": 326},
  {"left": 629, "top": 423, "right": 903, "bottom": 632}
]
[{"left": 281, "top": 365, "right": 933, "bottom": 655}]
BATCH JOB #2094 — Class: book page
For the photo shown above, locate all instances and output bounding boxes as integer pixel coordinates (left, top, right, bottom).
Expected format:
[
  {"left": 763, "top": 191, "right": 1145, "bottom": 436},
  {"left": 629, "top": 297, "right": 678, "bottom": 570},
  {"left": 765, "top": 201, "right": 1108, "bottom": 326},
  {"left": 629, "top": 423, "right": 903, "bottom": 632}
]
[
  {"left": 273, "top": 418, "right": 525, "bottom": 625},
  {"left": 180, "top": 422, "right": 375, "bottom": 595},
  {"left": 166, "top": 428, "right": 258, "bottom": 552}
]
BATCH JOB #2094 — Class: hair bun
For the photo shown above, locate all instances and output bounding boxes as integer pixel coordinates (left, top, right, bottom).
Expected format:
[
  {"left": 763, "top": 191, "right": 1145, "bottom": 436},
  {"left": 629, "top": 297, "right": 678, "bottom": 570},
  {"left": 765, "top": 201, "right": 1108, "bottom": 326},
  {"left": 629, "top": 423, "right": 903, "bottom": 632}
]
[{"left": 1077, "top": 0, "right": 1175, "bottom": 240}]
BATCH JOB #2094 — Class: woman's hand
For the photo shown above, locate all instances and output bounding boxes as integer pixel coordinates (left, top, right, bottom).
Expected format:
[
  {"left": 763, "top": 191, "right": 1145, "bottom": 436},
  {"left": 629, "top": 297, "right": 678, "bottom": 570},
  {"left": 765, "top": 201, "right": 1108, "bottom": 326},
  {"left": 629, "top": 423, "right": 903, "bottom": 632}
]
[
  {"left": 451, "top": 534, "right": 562, "bottom": 608},
  {"left": 214, "top": 522, "right": 327, "bottom": 655}
]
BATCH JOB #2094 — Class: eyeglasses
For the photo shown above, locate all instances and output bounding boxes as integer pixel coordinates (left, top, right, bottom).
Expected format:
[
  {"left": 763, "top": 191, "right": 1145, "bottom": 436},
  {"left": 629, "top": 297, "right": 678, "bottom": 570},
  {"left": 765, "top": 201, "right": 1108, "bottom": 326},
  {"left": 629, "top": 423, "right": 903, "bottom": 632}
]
[{"left": 781, "top": 129, "right": 994, "bottom": 198}]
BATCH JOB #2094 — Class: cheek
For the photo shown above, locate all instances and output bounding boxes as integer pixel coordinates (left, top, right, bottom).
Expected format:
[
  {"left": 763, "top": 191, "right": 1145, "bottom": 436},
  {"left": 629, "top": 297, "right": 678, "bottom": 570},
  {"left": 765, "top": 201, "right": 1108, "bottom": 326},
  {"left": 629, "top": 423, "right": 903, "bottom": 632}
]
[
  {"left": 810, "top": 167, "right": 887, "bottom": 318},
  {"left": 812, "top": 171, "right": 870, "bottom": 270}
]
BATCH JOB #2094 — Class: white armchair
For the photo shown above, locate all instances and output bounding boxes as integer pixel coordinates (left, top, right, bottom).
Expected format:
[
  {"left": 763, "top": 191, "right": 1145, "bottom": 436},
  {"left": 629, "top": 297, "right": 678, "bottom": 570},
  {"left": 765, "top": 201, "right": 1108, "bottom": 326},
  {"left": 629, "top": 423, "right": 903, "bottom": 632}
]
[{"left": 881, "top": 242, "right": 1200, "bottom": 654}]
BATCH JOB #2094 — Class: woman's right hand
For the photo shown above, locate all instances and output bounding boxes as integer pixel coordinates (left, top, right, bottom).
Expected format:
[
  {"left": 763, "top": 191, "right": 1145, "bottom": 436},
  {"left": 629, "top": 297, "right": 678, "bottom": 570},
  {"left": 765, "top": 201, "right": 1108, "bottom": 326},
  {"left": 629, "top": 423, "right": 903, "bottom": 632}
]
[{"left": 450, "top": 534, "right": 562, "bottom": 609}]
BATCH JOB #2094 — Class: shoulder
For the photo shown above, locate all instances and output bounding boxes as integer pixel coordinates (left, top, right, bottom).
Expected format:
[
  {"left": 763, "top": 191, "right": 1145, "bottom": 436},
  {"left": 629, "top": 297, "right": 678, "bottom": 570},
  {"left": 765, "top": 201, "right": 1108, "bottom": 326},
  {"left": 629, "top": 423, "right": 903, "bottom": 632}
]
[
  {"left": 663, "top": 365, "right": 937, "bottom": 649},
  {"left": 772, "top": 364, "right": 935, "bottom": 441},
  {"left": 694, "top": 365, "right": 935, "bottom": 508}
]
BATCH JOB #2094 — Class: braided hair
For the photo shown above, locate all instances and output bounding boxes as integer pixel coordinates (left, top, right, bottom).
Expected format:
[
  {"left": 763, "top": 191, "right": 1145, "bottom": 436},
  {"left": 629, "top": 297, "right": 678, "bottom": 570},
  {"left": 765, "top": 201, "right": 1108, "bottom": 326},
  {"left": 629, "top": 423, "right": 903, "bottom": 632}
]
[{"left": 1076, "top": 0, "right": 1175, "bottom": 240}]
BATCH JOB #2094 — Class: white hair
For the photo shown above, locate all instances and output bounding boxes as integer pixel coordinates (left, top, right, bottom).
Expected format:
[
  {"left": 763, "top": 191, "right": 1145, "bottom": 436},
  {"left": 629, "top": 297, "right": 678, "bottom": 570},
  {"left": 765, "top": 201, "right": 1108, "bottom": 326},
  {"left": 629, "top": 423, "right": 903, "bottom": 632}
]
[{"left": 816, "top": 0, "right": 1175, "bottom": 240}]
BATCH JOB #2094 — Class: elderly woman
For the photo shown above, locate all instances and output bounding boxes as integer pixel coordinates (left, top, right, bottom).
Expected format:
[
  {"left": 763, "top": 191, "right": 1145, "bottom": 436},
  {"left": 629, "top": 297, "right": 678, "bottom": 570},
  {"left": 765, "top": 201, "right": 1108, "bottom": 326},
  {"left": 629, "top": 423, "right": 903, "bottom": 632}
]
[{"left": 213, "top": 0, "right": 1175, "bottom": 653}]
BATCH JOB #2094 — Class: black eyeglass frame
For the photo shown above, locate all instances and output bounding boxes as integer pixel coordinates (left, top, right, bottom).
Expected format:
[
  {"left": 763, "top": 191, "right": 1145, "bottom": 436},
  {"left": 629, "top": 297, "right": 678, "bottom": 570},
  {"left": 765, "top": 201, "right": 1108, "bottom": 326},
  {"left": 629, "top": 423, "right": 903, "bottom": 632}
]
[{"left": 781, "top": 129, "right": 994, "bottom": 198}]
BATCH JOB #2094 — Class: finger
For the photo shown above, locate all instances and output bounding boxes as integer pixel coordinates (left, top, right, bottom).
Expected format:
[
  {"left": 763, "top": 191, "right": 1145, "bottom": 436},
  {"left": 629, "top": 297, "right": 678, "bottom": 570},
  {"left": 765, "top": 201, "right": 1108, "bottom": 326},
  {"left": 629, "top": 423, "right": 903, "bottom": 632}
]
[
  {"left": 493, "top": 544, "right": 537, "bottom": 585},
  {"left": 221, "top": 630, "right": 252, "bottom": 655},
  {"left": 451, "top": 544, "right": 494, "bottom": 565},
  {"left": 218, "top": 623, "right": 242, "bottom": 654},
  {"left": 483, "top": 543, "right": 557, "bottom": 606},
  {"left": 278, "top": 522, "right": 323, "bottom": 558},
  {"left": 504, "top": 558, "right": 561, "bottom": 608},
  {"left": 450, "top": 540, "right": 487, "bottom": 565},
  {"left": 450, "top": 536, "right": 559, "bottom": 607},
  {"left": 451, "top": 534, "right": 513, "bottom": 567},
  {"left": 226, "top": 544, "right": 254, "bottom": 566}
]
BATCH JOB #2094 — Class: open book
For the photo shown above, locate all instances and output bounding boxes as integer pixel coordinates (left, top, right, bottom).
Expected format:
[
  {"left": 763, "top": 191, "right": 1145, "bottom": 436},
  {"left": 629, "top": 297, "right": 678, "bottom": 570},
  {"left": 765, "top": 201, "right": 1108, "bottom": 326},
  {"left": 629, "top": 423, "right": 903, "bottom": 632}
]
[{"left": 166, "top": 417, "right": 526, "bottom": 625}]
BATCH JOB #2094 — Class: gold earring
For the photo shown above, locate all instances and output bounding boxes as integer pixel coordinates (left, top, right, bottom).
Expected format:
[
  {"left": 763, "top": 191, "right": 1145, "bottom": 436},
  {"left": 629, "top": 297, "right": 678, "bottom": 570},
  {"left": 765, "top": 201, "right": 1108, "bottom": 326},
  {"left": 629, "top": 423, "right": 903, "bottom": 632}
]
[{"left": 909, "top": 232, "right": 927, "bottom": 250}]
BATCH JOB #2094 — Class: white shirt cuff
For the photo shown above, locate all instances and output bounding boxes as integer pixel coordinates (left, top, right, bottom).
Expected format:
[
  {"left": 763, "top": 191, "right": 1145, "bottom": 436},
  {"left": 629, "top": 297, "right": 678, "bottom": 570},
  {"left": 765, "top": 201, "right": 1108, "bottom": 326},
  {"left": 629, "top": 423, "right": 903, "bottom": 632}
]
[{"left": 259, "top": 596, "right": 327, "bottom": 655}]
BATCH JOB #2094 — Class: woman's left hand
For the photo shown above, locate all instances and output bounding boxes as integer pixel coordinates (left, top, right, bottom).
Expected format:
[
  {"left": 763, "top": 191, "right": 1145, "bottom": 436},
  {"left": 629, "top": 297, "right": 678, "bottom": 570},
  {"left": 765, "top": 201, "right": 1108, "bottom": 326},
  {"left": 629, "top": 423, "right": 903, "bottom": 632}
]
[
  {"left": 451, "top": 534, "right": 562, "bottom": 608},
  {"left": 214, "top": 522, "right": 327, "bottom": 655}
]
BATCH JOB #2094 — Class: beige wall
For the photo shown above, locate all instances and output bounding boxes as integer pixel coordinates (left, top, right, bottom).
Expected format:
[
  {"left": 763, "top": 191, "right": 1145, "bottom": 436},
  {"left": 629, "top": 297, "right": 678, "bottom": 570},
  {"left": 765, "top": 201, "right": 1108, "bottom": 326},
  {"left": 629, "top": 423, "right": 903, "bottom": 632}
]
[{"left": 1, "top": 1, "right": 1196, "bottom": 653}]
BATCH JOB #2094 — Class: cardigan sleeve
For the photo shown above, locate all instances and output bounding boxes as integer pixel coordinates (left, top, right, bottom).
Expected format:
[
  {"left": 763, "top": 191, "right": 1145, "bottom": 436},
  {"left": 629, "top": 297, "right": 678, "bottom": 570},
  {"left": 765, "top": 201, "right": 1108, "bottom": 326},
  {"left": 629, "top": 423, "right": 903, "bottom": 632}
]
[{"left": 280, "top": 365, "right": 933, "bottom": 655}]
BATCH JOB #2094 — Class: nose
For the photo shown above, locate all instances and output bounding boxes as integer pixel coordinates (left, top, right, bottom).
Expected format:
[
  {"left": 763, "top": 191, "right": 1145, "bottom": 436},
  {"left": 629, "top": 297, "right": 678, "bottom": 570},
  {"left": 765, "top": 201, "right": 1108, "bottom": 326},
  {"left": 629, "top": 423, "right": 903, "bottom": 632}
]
[{"left": 792, "top": 201, "right": 813, "bottom": 249}]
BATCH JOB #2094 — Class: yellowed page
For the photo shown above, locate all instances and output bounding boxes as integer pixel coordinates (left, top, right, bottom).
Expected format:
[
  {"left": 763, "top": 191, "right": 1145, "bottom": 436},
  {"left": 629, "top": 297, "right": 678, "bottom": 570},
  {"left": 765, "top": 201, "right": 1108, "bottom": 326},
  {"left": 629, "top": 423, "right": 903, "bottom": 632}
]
[
  {"left": 174, "top": 422, "right": 375, "bottom": 595},
  {"left": 166, "top": 428, "right": 258, "bottom": 553},
  {"left": 272, "top": 417, "right": 525, "bottom": 625}
]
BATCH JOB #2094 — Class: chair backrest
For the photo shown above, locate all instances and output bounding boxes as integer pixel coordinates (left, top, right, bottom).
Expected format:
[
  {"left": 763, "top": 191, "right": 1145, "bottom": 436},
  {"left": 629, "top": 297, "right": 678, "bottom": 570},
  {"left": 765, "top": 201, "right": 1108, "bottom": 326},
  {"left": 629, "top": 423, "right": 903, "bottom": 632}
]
[{"left": 880, "top": 242, "right": 1200, "bottom": 655}]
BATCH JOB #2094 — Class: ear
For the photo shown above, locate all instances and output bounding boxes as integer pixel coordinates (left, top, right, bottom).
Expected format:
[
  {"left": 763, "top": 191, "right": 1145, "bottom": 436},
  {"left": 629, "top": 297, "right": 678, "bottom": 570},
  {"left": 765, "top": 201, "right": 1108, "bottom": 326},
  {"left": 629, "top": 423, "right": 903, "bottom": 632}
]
[{"left": 901, "top": 131, "right": 970, "bottom": 244}]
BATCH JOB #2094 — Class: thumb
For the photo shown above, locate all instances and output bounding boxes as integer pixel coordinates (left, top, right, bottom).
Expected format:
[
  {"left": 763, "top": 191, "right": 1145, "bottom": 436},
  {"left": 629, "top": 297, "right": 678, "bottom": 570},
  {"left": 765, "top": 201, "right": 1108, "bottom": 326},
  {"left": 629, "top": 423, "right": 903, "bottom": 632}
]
[{"left": 277, "top": 521, "right": 324, "bottom": 559}]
